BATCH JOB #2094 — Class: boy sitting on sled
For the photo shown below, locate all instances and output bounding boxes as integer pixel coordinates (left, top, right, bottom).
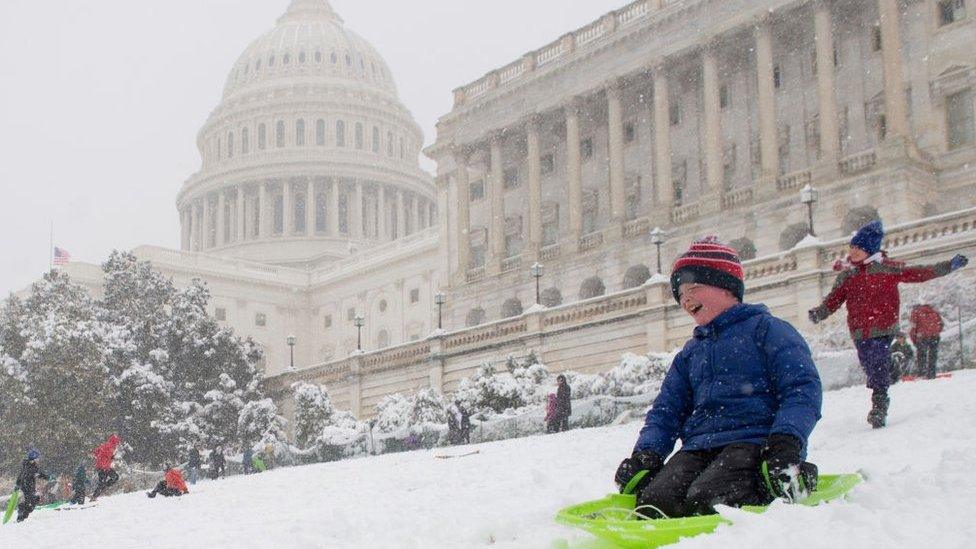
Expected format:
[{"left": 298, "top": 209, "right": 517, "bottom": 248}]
[{"left": 615, "top": 237, "right": 823, "bottom": 518}]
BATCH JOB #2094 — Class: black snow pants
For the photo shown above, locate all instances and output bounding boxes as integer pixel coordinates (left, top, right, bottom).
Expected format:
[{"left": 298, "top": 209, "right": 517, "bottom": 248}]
[
  {"left": 916, "top": 337, "right": 940, "bottom": 379},
  {"left": 148, "top": 481, "right": 183, "bottom": 498},
  {"left": 16, "top": 491, "right": 39, "bottom": 522},
  {"left": 70, "top": 487, "right": 86, "bottom": 505},
  {"left": 91, "top": 469, "right": 119, "bottom": 499},
  {"left": 636, "top": 442, "right": 771, "bottom": 519}
]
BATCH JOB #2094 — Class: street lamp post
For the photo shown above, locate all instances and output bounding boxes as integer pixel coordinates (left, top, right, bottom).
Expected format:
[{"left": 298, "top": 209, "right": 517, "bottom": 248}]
[
  {"left": 434, "top": 292, "right": 446, "bottom": 330},
  {"left": 650, "top": 227, "right": 665, "bottom": 274},
  {"left": 530, "top": 262, "right": 543, "bottom": 305},
  {"left": 800, "top": 184, "right": 819, "bottom": 237},
  {"left": 354, "top": 315, "right": 365, "bottom": 351},
  {"left": 286, "top": 334, "right": 296, "bottom": 370}
]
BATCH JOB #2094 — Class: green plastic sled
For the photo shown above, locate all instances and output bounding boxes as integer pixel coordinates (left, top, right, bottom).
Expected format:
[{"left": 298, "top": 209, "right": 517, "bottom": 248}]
[
  {"left": 2, "top": 490, "right": 19, "bottom": 524},
  {"left": 556, "top": 473, "right": 862, "bottom": 549}
]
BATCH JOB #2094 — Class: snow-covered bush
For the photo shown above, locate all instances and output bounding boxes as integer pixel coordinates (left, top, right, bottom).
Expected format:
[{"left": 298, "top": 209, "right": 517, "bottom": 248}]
[
  {"left": 238, "top": 398, "right": 287, "bottom": 448},
  {"left": 374, "top": 393, "right": 413, "bottom": 434},
  {"left": 292, "top": 382, "right": 336, "bottom": 448},
  {"left": 565, "top": 353, "right": 671, "bottom": 398}
]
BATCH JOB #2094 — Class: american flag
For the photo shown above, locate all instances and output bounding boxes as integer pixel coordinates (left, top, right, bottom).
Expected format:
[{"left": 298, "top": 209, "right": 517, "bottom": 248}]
[{"left": 53, "top": 246, "right": 71, "bottom": 266}]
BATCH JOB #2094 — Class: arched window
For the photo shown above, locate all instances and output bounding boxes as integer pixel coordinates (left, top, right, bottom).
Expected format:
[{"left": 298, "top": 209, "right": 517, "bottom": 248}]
[
  {"left": 269, "top": 54, "right": 275, "bottom": 67},
  {"left": 372, "top": 126, "right": 380, "bottom": 153},
  {"left": 316, "top": 119, "right": 326, "bottom": 146},
  {"left": 579, "top": 277, "right": 606, "bottom": 300},
  {"left": 387, "top": 131, "right": 394, "bottom": 157},
  {"left": 729, "top": 237, "right": 757, "bottom": 261},
  {"left": 842, "top": 206, "right": 881, "bottom": 236},
  {"left": 355, "top": 123, "right": 364, "bottom": 150},
  {"left": 241, "top": 127, "right": 249, "bottom": 154},
  {"left": 379, "top": 299, "right": 388, "bottom": 313},
  {"left": 258, "top": 123, "right": 266, "bottom": 150},
  {"left": 541, "top": 288, "right": 563, "bottom": 308},
  {"left": 622, "top": 265, "right": 652, "bottom": 289},
  {"left": 779, "top": 223, "right": 811, "bottom": 251},
  {"left": 255, "top": 59, "right": 261, "bottom": 71},
  {"left": 466, "top": 307, "right": 487, "bottom": 327},
  {"left": 295, "top": 193, "right": 306, "bottom": 233},
  {"left": 298, "top": 51, "right": 306, "bottom": 63},
  {"left": 227, "top": 131, "right": 234, "bottom": 158},
  {"left": 273, "top": 193, "right": 284, "bottom": 234},
  {"left": 283, "top": 53, "right": 290, "bottom": 65},
  {"left": 275, "top": 121, "right": 285, "bottom": 148},
  {"left": 336, "top": 120, "right": 346, "bottom": 147},
  {"left": 376, "top": 329, "right": 390, "bottom": 349},
  {"left": 501, "top": 298, "right": 523, "bottom": 318},
  {"left": 345, "top": 53, "right": 352, "bottom": 66},
  {"left": 400, "top": 137, "right": 405, "bottom": 159},
  {"left": 314, "top": 50, "right": 321, "bottom": 63},
  {"left": 216, "top": 137, "right": 221, "bottom": 160},
  {"left": 295, "top": 119, "right": 305, "bottom": 147},
  {"left": 330, "top": 51, "right": 337, "bottom": 64}
]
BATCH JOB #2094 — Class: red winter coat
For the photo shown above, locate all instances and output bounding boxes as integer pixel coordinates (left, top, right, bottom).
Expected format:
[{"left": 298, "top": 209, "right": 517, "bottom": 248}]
[
  {"left": 164, "top": 468, "right": 188, "bottom": 494},
  {"left": 93, "top": 434, "right": 120, "bottom": 472},
  {"left": 811, "top": 254, "right": 952, "bottom": 341},
  {"left": 909, "top": 305, "right": 944, "bottom": 342}
]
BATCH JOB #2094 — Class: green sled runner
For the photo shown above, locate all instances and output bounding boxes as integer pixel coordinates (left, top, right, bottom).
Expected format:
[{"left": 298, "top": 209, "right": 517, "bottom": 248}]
[
  {"left": 556, "top": 473, "right": 861, "bottom": 549},
  {"left": 3, "top": 491, "right": 19, "bottom": 525}
]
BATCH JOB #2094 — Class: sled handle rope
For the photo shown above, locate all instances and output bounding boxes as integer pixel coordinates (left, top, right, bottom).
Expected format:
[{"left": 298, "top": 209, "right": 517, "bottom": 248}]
[{"left": 584, "top": 504, "right": 671, "bottom": 521}]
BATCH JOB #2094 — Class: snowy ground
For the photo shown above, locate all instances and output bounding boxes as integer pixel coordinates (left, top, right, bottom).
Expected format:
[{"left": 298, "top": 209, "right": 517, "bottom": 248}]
[{"left": 4, "top": 371, "right": 976, "bottom": 549}]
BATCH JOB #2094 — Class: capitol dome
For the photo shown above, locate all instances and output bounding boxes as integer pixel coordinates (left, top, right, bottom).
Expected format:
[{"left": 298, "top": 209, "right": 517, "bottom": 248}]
[{"left": 176, "top": 0, "right": 435, "bottom": 268}]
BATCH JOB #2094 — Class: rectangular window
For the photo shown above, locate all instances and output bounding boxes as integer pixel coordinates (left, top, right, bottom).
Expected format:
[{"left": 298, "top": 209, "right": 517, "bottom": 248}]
[
  {"left": 940, "top": 0, "right": 967, "bottom": 26},
  {"left": 273, "top": 194, "right": 284, "bottom": 234},
  {"left": 469, "top": 179, "right": 485, "bottom": 201},
  {"left": 503, "top": 168, "right": 519, "bottom": 190},
  {"left": 947, "top": 88, "right": 975, "bottom": 149},
  {"left": 811, "top": 51, "right": 818, "bottom": 76},
  {"left": 540, "top": 154, "right": 554, "bottom": 175},
  {"left": 773, "top": 65, "right": 782, "bottom": 89},
  {"left": 871, "top": 25, "right": 882, "bottom": 52},
  {"left": 624, "top": 121, "right": 636, "bottom": 143},
  {"left": 255, "top": 312, "right": 266, "bottom": 327},
  {"left": 347, "top": 308, "right": 356, "bottom": 321},
  {"left": 258, "top": 124, "right": 267, "bottom": 150},
  {"left": 242, "top": 128, "right": 249, "bottom": 154},
  {"left": 469, "top": 244, "right": 485, "bottom": 268},
  {"left": 719, "top": 84, "right": 730, "bottom": 109},
  {"left": 387, "top": 131, "right": 394, "bottom": 156},
  {"left": 580, "top": 138, "right": 593, "bottom": 160},
  {"left": 669, "top": 103, "right": 681, "bottom": 126},
  {"left": 315, "top": 193, "right": 327, "bottom": 232},
  {"left": 336, "top": 120, "right": 346, "bottom": 147},
  {"left": 324, "top": 315, "right": 332, "bottom": 329},
  {"left": 215, "top": 307, "right": 227, "bottom": 321},
  {"left": 316, "top": 119, "right": 326, "bottom": 146},
  {"left": 372, "top": 126, "right": 380, "bottom": 153},
  {"left": 410, "top": 288, "right": 420, "bottom": 303},
  {"left": 295, "top": 120, "right": 305, "bottom": 147},
  {"left": 355, "top": 123, "right": 364, "bottom": 150},
  {"left": 276, "top": 121, "right": 285, "bottom": 148}
]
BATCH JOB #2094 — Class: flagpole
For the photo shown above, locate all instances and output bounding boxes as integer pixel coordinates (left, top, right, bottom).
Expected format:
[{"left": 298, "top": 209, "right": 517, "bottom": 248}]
[{"left": 49, "top": 221, "right": 54, "bottom": 270}]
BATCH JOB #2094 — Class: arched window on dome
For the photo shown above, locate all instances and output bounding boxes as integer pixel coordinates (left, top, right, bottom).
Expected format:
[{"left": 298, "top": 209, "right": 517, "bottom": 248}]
[
  {"left": 216, "top": 137, "right": 221, "bottom": 160},
  {"left": 273, "top": 193, "right": 284, "bottom": 235},
  {"left": 372, "top": 126, "right": 380, "bottom": 153},
  {"left": 283, "top": 53, "right": 290, "bottom": 65},
  {"left": 315, "top": 50, "right": 322, "bottom": 63},
  {"left": 336, "top": 120, "right": 346, "bottom": 147},
  {"left": 276, "top": 121, "right": 285, "bottom": 148},
  {"left": 330, "top": 51, "right": 337, "bottom": 64},
  {"left": 371, "top": 61, "right": 376, "bottom": 77},
  {"left": 298, "top": 51, "right": 306, "bottom": 64},
  {"left": 295, "top": 119, "right": 306, "bottom": 147},
  {"left": 258, "top": 124, "right": 266, "bottom": 150},
  {"left": 316, "top": 120, "right": 326, "bottom": 146},
  {"left": 269, "top": 54, "right": 276, "bottom": 67},
  {"left": 241, "top": 127, "right": 249, "bottom": 155},
  {"left": 355, "top": 123, "right": 364, "bottom": 150},
  {"left": 227, "top": 131, "right": 234, "bottom": 158},
  {"left": 345, "top": 53, "right": 351, "bottom": 67},
  {"left": 399, "top": 137, "right": 405, "bottom": 159},
  {"left": 243, "top": 63, "right": 249, "bottom": 76},
  {"left": 256, "top": 59, "right": 261, "bottom": 71},
  {"left": 387, "top": 131, "right": 394, "bottom": 157},
  {"left": 359, "top": 58, "right": 365, "bottom": 71}
]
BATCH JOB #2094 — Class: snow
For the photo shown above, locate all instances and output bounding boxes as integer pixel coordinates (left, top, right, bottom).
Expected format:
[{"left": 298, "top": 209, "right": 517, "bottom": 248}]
[
  {"left": 793, "top": 234, "right": 822, "bottom": 249},
  {"left": 4, "top": 371, "right": 976, "bottom": 548}
]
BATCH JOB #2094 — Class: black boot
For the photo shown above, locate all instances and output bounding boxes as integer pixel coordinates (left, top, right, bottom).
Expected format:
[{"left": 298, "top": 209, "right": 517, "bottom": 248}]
[{"left": 867, "top": 390, "right": 889, "bottom": 429}]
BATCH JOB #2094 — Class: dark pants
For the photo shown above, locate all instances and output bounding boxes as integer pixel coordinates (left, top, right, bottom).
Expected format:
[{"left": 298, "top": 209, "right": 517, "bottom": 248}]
[
  {"left": 553, "top": 415, "right": 570, "bottom": 432},
  {"left": 148, "top": 481, "right": 183, "bottom": 498},
  {"left": 16, "top": 492, "right": 39, "bottom": 522},
  {"left": 91, "top": 469, "right": 119, "bottom": 499},
  {"left": 637, "top": 443, "right": 770, "bottom": 519},
  {"left": 855, "top": 336, "right": 893, "bottom": 391},
  {"left": 916, "top": 337, "right": 940, "bottom": 379},
  {"left": 70, "top": 488, "right": 86, "bottom": 505}
]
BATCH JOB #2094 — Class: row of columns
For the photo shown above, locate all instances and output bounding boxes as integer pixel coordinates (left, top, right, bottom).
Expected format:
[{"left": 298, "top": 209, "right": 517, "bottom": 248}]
[
  {"left": 180, "top": 180, "right": 435, "bottom": 252},
  {"left": 451, "top": 0, "right": 910, "bottom": 277}
]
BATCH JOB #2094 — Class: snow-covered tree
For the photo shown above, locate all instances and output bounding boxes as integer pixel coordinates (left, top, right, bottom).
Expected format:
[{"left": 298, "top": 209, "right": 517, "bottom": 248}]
[
  {"left": 454, "top": 362, "right": 525, "bottom": 415},
  {"left": 374, "top": 392, "right": 412, "bottom": 434},
  {"left": 238, "top": 398, "right": 287, "bottom": 448},
  {"left": 292, "top": 382, "right": 336, "bottom": 448},
  {"left": 409, "top": 387, "right": 447, "bottom": 427}
]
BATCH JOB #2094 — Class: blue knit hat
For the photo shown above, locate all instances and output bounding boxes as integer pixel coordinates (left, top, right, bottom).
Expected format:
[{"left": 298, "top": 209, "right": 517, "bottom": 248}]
[
  {"left": 27, "top": 448, "right": 40, "bottom": 460},
  {"left": 851, "top": 220, "right": 884, "bottom": 255}
]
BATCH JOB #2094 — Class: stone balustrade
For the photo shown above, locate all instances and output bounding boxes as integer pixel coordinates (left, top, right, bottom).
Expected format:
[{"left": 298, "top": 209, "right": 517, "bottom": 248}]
[
  {"left": 839, "top": 149, "right": 878, "bottom": 175},
  {"left": 776, "top": 169, "right": 812, "bottom": 192},
  {"left": 721, "top": 187, "right": 755, "bottom": 209},
  {"left": 578, "top": 231, "right": 605, "bottom": 251},
  {"left": 670, "top": 202, "right": 700, "bottom": 224},
  {"left": 623, "top": 218, "right": 649, "bottom": 239}
]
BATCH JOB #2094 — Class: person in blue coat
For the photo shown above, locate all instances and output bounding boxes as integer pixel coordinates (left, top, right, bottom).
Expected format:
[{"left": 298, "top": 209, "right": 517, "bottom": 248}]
[{"left": 614, "top": 236, "right": 823, "bottom": 518}]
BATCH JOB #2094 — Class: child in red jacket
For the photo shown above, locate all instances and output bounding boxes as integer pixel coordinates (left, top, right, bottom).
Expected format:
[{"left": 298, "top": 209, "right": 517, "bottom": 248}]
[
  {"left": 809, "top": 221, "right": 968, "bottom": 428},
  {"left": 147, "top": 466, "right": 189, "bottom": 498},
  {"left": 91, "top": 434, "right": 121, "bottom": 500}
]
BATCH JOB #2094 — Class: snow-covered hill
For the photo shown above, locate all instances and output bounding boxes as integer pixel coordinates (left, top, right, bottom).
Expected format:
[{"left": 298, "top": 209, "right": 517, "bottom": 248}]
[{"left": 4, "top": 371, "right": 975, "bottom": 549}]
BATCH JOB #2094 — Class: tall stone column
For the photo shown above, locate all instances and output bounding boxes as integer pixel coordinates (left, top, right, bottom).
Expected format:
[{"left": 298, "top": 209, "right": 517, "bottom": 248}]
[
  {"left": 877, "top": 0, "right": 909, "bottom": 140},
  {"left": 413, "top": 194, "right": 422, "bottom": 234},
  {"left": 236, "top": 187, "right": 246, "bottom": 242},
  {"left": 258, "top": 182, "right": 269, "bottom": 239},
  {"left": 565, "top": 100, "right": 584, "bottom": 241},
  {"left": 328, "top": 179, "right": 340, "bottom": 236},
  {"left": 702, "top": 43, "right": 723, "bottom": 201},
  {"left": 607, "top": 81, "right": 627, "bottom": 225},
  {"left": 453, "top": 150, "right": 471, "bottom": 274},
  {"left": 283, "top": 180, "right": 294, "bottom": 236},
  {"left": 189, "top": 203, "right": 199, "bottom": 251},
  {"left": 814, "top": 0, "right": 840, "bottom": 166},
  {"left": 216, "top": 191, "right": 226, "bottom": 246},
  {"left": 525, "top": 114, "right": 543, "bottom": 256},
  {"left": 180, "top": 208, "right": 188, "bottom": 250},
  {"left": 489, "top": 134, "right": 505, "bottom": 262},
  {"left": 396, "top": 189, "right": 406, "bottom": 239},
  {"left": 201, "top": 194, "right": 211, "bottom": 250},
  {"left": 376, "top": 184, "right": 387, "bottom": 241},
  {"left": 306, "top": 179, "right": 316, "bottom": 236},
  {"left": 653, "top": 67, "right": 674, "bottom": 210},
  {"left": 353, "top": 181, "right": 364, "bottom": 238},
  {"left": 755, "top": 17, "right": 780, "bottom": 187}
]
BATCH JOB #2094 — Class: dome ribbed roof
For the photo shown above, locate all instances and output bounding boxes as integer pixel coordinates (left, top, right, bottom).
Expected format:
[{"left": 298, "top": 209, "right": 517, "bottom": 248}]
[{"left": 222, "top": 0, "right": 397, "bottom": 99}]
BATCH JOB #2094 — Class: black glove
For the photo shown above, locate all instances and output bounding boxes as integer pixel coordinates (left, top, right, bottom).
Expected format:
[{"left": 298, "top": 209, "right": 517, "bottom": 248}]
[
  {"left": 761, "top": 434, "right": 812, "bottom": 503},
  {"left": 614, "top": 451, "right": 664, "bottom": 495},
  {"left": 808, "top": 309, "right": 821, "bottom": 325}
]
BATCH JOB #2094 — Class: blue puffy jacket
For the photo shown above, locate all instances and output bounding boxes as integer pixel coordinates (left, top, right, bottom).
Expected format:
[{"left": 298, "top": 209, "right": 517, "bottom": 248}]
[{"left": 634, "top": 303, "right": 822, "bottom": 457}]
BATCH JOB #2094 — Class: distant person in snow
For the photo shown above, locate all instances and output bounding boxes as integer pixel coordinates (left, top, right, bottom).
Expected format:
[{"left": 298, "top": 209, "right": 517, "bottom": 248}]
[
  {"left": 616, "top": 236, "right": 822, "bottom": 518},
  {"left": 889, "top": 333, "right": 915, "bottom": 382},
  {"left": 209, "top": 446, "right": 226, "bottom": 480},
  {"left": 14, "top": 449, "right": 51, "bottom": 522},
  {"left": 553, "top": 375, "right": 572, "bottom": 432},
  {"left": 242, "top": 446, "right": 254, "bottom": 475},
  {"left": 91, "top": 434, "right": 121, "bottom": 501},
  {"left": 146, "top": 465, "right": 189, "bottom": 498},
  {"left": 187, "top": 446, "right": 202, "bottom": 485},
  {"left": 910, "top": 303, "right": 944, "bottom": 379},
  {"left": 70, "top": 463, "right": 90, "bottom": 505},
  {"left": 809, "top": 220, "right": 967, "bottom": 427}
]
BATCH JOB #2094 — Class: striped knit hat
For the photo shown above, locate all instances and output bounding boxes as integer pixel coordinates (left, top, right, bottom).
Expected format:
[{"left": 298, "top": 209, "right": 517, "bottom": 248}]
[{"left": 670, "top": 236, "right": 745, "bottom": 303}]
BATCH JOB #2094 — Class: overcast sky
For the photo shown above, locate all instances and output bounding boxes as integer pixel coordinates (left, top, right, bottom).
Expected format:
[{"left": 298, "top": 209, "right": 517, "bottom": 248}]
[{"left": 0, "top": 0, "right": 626, "bottom": 296}]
